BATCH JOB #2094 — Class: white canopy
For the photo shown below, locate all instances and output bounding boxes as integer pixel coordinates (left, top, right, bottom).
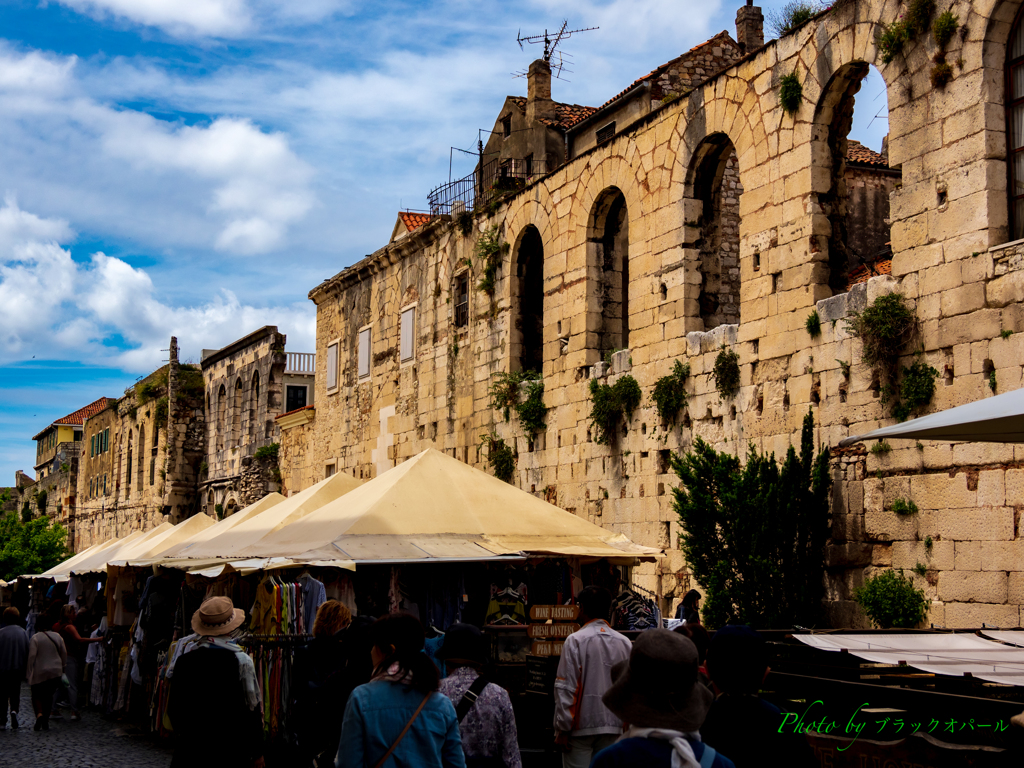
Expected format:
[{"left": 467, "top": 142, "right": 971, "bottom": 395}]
[
  {"left": 107, "top": 514, "right": 216, "bottom": 567},
  {"left": 982, "top": 629, "right": 1024, "bottom": 648},
  {"left": 235, "top": 447, "right": 663, "bottom": 563},
  {"left": 838, "top": 386, "right": 1024, "bottom": 447},
  {"left": 152, "top": 492, "right": 285, "bottom": 560},
  {"left": 55, "top": 529, "right": 153, "bottom": 577},
  {"left": 796, "top": 633, "right": 1024, "bottom": 687},
  {"left": 176, "top": 471, "right": 362, "bottom": 560}
]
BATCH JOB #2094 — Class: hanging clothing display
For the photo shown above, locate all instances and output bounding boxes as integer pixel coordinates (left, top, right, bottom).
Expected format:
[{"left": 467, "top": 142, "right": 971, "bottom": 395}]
[
  {"left": 612, "top": 589, "right": 661, "bottom": 631},
  {"left": 485, "top": 587, "right": 527, "bottom": 625},
  {"left": 299, "top": 573, "right": 327, "bottom": 633}
]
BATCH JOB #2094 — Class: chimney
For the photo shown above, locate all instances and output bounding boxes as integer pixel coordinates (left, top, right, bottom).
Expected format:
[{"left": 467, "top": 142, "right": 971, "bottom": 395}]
[
  {"left": 735, "top": 1, "right": 764, "bottom": 53},
  {"left": 527, "top": 59, "right": 557, "bottom": 123}
]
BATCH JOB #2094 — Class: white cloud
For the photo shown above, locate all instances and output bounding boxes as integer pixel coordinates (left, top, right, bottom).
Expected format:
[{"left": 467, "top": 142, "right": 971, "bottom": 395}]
[
  {"left": 57, "top": 0, "right": 252, "bottom": 37},
  {"left": 0, "top": 199, "right": 315, "bottom": 371}
]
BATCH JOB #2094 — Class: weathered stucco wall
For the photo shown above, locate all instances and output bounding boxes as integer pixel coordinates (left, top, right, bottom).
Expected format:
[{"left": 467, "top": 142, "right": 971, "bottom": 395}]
[{"left": 298, "top": 0, "right": 1024, "bottom": 627}]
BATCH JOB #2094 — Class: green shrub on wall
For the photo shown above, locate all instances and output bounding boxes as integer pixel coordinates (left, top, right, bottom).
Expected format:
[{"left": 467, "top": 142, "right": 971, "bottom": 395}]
[
  {"left": 712, "top": 346, "right": 741, "bottom": 400},
  {"left": 480, "top": 433, "right": 516, "bottom": 483},
  {"left": 488, "top": 371, "right": 548, "bottom": 440},
  {"left": 651, "top": 360, "right": 691, "bottom": 425},
  {"left": 779, "top": 73, "right": 803, "bottom": 115},
  {"left": 855, "top": 570, "right": 929, "bottom": 628},
  {"left": 589, "top": 375, "right": 642, "bottom": 445}
]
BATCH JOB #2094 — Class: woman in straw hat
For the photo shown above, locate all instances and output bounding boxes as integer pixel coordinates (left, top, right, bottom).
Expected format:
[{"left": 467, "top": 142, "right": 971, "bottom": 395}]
[
  {"left": 166, "top": 596, "right": 264, "bottom": 768},
  {"left": 592, "top": 629, "right": 735, "bottom": 768}
]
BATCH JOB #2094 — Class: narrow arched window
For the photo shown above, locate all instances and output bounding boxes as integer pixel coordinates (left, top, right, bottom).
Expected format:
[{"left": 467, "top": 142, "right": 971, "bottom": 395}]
[{"left": 1008, "top": 10, "right": 1024, "bottom": 239}]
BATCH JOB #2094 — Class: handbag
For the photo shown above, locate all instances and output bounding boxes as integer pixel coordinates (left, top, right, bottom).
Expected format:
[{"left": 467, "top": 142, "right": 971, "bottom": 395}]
[{"left": 373, "top": 692, "right": 432, "bottom": 768}]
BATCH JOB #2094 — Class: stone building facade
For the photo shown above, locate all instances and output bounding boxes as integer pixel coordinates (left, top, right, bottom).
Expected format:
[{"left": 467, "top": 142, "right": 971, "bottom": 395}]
[{"left": 200, "top": 327, "right": 294, "bottom": 515}]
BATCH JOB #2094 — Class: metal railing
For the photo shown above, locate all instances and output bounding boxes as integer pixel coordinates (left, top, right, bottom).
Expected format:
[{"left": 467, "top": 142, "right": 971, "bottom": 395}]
[
  {"left": 285, "top": 352, "right": 316, "bottom": 375},
  {"left": 428, "top": 158, "right": 546, "bottom": 216}
]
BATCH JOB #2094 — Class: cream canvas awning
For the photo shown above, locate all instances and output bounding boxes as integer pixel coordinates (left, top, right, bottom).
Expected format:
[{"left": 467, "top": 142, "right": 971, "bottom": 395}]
[
  {"left": 65, "top": 527, "right": 166, "bottom": 575},
  {"left": 177, "top": 471, "right": 362, "bottom": 560},
  {"left": 235, "top": 448, "right": 663, "bottom": 564},
  {"left": 796, "top": 633, "right": 1024, "bottom": 687},
  {"left": 31, "top": 539, "right": 115, "bottom": 582},
  {"left": 156, "top": 492, "right": 284, "bottom": 559},
  {"left": 838, "top": 386, "right": 1024, "bottom": 446},
  {"left": 982, "top": 630, "right": 1024, "bottom": 648},
  {"left": 107, "top": 514, "right": 216, "bottom": 567}
]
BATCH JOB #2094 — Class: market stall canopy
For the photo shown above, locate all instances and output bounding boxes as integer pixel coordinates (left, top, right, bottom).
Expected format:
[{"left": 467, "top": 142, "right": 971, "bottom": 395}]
[
  {"left": 982, "top": 629, "right": 1024, "bottom": 648},
  {"left": 838, "top": 386, "right": 1024, "bottom": 447},
  {"left": 29, "top": 539, "right": 114, "bottom": 582},
  {"left": 154, "top": 492, "right": 285, "bottom": 559},
  {"left": 178, "top": 471, "right": 362, "bottom": 560},
  {"left": 107, "top": 513, "right": 216, "bottom": 567},
  {"left": 795, "top": 633, "right": 1024, "bottom": 687},
  {"left": 64, "top": 528, "right": 161, "bottom": 576},
  {"left": 236, "top": 448, "right": 663, "bottom": 563}
]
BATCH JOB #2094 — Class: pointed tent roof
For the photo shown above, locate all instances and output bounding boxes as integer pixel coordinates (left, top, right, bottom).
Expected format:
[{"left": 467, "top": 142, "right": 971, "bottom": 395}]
[
  {"left": 179, "top": 471, "right": 363, "bottom": 559},
  {"left": 157, "top": 492, "right": 285, "bottom": 559},
  {"left": 66, "top": 527, "right": 166, "bottom": 575},
  {"left": 107, "top": 514, "right": 216, "bottom": 567},
  {"left": 235, "top": 448, "right": 662, "bottom": 563},
  {"left": 35, "top": 539, "right": 119, "bottom": 581}
]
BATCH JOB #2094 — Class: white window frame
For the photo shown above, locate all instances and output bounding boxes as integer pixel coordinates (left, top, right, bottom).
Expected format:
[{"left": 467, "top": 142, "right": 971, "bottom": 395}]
[
  {"left": 357, "top": 326, "right": 372, "bottom": 380},
  {"left": 400, "top": 304, "right": 417, "bottom": 365},
  {"left": 326, "top": 339, "right": 340, "bottom": 394}
]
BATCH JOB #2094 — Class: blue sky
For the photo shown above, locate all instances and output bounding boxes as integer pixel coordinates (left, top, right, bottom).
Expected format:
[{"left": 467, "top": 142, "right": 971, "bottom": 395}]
[{"left": 0, "top": 0, "right": 888, "bottom": 482}]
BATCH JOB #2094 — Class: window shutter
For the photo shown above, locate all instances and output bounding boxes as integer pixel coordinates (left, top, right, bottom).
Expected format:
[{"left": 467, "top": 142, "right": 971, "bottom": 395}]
[
  {"left": 358, "top": 328, "right": 371, "bottom": 378},
  {"left": 400, "top": 308, "right": 415, "bottom": 362},
  {"left": 326, "top": 342, "right": 339, "bottom": 390}
]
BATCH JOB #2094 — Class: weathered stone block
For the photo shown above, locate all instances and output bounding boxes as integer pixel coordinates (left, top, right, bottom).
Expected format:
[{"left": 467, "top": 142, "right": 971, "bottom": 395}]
[
  {"left": 944, "top": 602, "right": 1019, "bottom": 629},
  {"left": 928, "top": 508, "right": 1014, "bottom": 541},
  {"left": 937, "top": 571, "right": 1007, "bottom": 603}
]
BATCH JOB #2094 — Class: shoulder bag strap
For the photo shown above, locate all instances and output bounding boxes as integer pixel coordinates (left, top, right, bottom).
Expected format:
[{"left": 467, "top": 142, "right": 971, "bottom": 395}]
[
  {"left": 455, "top": 674, "right": 489, "bottom": 722},
  {"left": 373, "top": 692, "right": 432, "bottom": 768},
  {"left": 698, "top": 744, "right": 717, "bottom": 768}
]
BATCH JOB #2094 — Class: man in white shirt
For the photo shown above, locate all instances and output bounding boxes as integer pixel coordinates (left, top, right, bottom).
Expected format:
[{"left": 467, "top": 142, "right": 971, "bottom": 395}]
[{"left": 553, "top": 586, "right": 632, "bottom": 768}]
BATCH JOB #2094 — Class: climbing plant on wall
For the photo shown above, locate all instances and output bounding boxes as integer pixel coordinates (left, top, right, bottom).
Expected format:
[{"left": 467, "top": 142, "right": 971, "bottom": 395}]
[
  {"left": 488, "top": 370, "right": 548, "bottom": 440},
  {"left": 651, "top": 360, "right": 691, "bottom": 425},
  {"left": 589, "top": 375, "right": 642, "bottom": 445},
  {"left": 474, "top": 226, "right": 509, "bottom": 295},
  {"left": 480, "top": 433, "right": 516, "bottom": 483},
  {"left": 712, "top": 346, "right": 741, "bottom": 400}
]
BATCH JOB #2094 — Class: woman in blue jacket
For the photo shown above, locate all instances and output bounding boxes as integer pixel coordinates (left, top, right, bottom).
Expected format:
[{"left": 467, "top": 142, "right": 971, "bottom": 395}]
[{"left": 336, "top": 612, "right": 465, "bottom": 768}]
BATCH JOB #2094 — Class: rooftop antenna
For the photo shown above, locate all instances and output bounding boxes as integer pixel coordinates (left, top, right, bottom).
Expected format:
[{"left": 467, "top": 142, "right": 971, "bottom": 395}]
[{"left": 514, "top": 21, "right": 598, "bottom": 81}]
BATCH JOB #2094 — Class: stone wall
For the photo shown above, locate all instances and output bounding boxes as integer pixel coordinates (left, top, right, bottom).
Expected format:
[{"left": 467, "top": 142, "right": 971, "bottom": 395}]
[
  {"left": 297, "top": 0, "right": 1024, "bottom": 627},
  {"left": 278, "top": 407, "right": 316, "bottom": 496}
]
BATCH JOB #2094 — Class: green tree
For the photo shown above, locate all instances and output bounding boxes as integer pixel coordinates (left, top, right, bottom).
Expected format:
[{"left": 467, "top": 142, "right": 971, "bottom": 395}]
[
  {"left": 672, "top": 409, "right": 831, "bottom": 628},
  {"left": 0, "top": 512, "right": 70, "bottom": 581}
]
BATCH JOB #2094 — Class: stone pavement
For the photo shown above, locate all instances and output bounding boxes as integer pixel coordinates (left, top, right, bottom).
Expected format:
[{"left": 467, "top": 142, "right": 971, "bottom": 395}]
[{"left": 0, "top": 689, "right": 172, "bottom": 768}]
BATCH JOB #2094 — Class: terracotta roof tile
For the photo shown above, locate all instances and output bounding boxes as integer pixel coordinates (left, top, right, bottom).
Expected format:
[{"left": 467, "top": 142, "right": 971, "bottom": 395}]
[
  {"left": 34, "top": 396, "right": 115, "bottom": 440},
  {"left": 398, "top": 211, "right": 434, "bottom": 232},
  {"left": 846, "top": 140, "right": 888, "bottom": 166},
  {"left": 508, "top": 97, "right": 597, "bottom": 132},
  {"left": 564, "top": 30, "right": 740, "bottom": 130},
  {"left": 844, "top": 258, "right": 893, "bottom": 291}
]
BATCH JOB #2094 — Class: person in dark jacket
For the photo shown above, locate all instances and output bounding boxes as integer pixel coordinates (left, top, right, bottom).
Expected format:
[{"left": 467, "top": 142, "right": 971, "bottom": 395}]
[
  {"left": 167, "top": 597, "right": 264, "bottom": 768},
  {"left": 291, "top": 600, "right": 353, "bottom": 768},
  {"left": 0, "top": 607, "right": 29, "bottom": 730},
  {"left": 700, "top": 625, "right": 815, "bottom": 768},
  {"left": 593, "top": 629, "right": 734, "bottom": 768},
  {"left": 675, "top": 590, "right": 701, "bottom": 623}
]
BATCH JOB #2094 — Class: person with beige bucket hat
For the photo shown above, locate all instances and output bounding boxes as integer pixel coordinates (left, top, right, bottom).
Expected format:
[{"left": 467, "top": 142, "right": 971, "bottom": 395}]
[{"left": 166, "top": 596, "right": 265, "bottom": 768}]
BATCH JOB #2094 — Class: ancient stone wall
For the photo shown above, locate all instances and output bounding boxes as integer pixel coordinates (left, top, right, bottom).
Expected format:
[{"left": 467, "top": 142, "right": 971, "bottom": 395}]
[{"left": 300, "top": 0, "right": 1024, "bottom": 627}]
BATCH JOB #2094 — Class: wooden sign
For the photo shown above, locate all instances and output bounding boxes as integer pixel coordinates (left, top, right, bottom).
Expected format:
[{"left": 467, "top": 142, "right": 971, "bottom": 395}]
[
  {"left": 527, "top": 622, "right": 580, "bottom": 639},
  {"left": 531, "top": 640, "right": 565, "bottom": 656},
  {"left": 530, "top": 605, "right": 580, "bottom": 621}
]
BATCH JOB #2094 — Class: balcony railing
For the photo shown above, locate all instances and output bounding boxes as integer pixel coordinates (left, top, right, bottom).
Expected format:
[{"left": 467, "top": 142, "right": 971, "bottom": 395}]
[
  {"left": 285, "top": 352, "right": 316, "bottom": 375},
  {"left": 428, "top": 157, "right": 547, "bottom": 216}
]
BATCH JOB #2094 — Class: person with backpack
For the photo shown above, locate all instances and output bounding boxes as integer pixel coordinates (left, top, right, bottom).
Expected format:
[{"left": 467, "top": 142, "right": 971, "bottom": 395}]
[
  {"left": 592, "top": 629, "right": 735, "bottom": 768},
  {"left": 438, "top": 623, "right": 521, "bottom": 768},
  {"left": 336, "top": 612, "right": 464, "bottom": 768}
]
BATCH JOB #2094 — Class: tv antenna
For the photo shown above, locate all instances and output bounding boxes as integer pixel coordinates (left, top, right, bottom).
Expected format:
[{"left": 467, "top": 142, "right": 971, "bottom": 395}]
[{"left": 514, "top": 21, "right": 598, "bottom": 81}]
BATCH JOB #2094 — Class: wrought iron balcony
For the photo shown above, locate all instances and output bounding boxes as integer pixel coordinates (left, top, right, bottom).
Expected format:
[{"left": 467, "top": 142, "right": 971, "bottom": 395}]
[{"left": 428, "top": 157, "right": 546, "bottom": 216}]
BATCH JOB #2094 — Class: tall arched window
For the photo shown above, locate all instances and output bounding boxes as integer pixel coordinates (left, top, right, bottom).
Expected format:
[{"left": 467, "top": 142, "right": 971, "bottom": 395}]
[
  {"left": 588, "top": 188, "right": 630, "bottom": 355},
  {"left": 514, "top": 226, "right": 545, "bottom": 373},
  {"left": 1009, "top": 10, "right": 1024, "bottom": 239},
  {"left": 137, "top": 424, "right": 146, "bottom": 488},
  {"left": 217, "top": 385, "right": 227, "bottom": 452},
  {"left": 249, "top": 372, "right": 260, "bottom": 441},
  {"left": 232, "top": 378, "right": 243, "bottom": 448}
]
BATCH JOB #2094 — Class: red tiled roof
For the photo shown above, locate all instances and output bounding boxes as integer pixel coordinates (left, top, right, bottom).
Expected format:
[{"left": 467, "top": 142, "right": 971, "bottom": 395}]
[
  {"left": 844, "top": 258, "right": 893, "bottom": 291},
  {"left": 33, "top": 396, "right": 115, "bottom": 440},
  {"left": 846, "top": 140, "right": 888, "bottom": 166},
  {"left": 564, "top": 30, "right": 740, "bottom": 130},
  {"left": 398, "top": 211, "right": 434, "bottom": 232},
  {"left": 508, "top": 97, "right": 598, "bottom": 132}
]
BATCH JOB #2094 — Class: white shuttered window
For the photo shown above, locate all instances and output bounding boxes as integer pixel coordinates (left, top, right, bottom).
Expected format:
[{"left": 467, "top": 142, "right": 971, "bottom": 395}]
[
  {"left": 400, "top": 307, "right": 415, "bottom": 362},
  {"left": 358, "top": 328, "right": 371, "bottom": 378},
  {"left": 326, "top": 342, "right": 339, "bottom": 391}
]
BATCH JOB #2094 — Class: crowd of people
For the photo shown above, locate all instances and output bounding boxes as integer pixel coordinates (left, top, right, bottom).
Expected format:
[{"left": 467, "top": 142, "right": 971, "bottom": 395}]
[{"left": 0, "top": 583, "right": 813, "bottom": 768}]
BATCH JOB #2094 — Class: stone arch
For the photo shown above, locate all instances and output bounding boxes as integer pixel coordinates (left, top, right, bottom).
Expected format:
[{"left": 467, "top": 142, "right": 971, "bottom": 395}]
[
  {"left": 232, "top": 378, "right": 243, "bottom": 448},
  {"left": 587, "top": 187, "right": 630, "bottom": 355},
  {"left": 137, "top": 423, "right": 146, "bottom": 488},
  {"left": 810, "top": 60, "right": 898, "bottom": 294},
  {"left": 224, "top": 498, "right": 238, "bottom": 517},
  {"left": 216, "top": 384, "right": 227, "bottom": 452},
  {"left": 999, "top": 1, "right": 1024, "bottom": 240},
  {"left": 249, "top": 371, "right": 260, "bottom": 442},
  {"left": 684, "top": 132, "right": 743, "bottom": 330},
  {"left": 511, "top": 224, "right": 545, "bottom": 373},
  {"left": 125, "top": 429, "right": 133, "bottom": 491}
]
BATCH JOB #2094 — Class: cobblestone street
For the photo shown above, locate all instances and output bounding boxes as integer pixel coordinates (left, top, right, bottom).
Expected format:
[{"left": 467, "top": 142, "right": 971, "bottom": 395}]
[{"left": 0, "top": 690, "right": 172, "bottom": 768}]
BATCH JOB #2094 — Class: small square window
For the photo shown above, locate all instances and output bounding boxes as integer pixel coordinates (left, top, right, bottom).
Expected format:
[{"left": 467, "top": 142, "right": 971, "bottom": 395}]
[
  {"left": 596, "top": 122, "right": 616, "bottom": 144},
  {"left": 286, "top": 385, "right": 308, "bottom": 412},
  {"left": 502, "top": 114, "right": 512, "bottom": 138},
  {"left": 400, "top": 307, "right": 416, "bottom": 363},
  {"left": 325, "top": 462, "right": 336, "bottom": 478},
  {"left": 358, "top": 327, "right": 371, "bottom": 379},
  {"left": 454, "top": 275, "right": 469, "bottom": 327},
  {"left": 326, "top": 341, "right": 339, "bottom": 391}
]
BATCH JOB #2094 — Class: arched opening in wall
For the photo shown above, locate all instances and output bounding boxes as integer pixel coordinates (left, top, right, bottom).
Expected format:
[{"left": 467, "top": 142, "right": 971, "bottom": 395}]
[
  {"left": 813, "top": 62, "right": 897, "bottom": 295},
  {"left": 249, "top": 372, "right": 260, "bottom": 441},
  {"left": 217, "top": 385, "right": 227, "bottom": 452},
  {"left": 588, "top": 187, "right": 629, "bottom": 355},
  {"left": 1008, "top": 8, "right": 1024, "bottom": 240},
  {"left": 688, "top": 133, "right": 742, "bottom": 330},
  {"left": 137, "top": 424, "right": 145, "bottom": 488},
  {"left": 232, "top": 378, "right": 242, "bottom": 448},
  {"left": 224, "top": 498, "right": 237, "bottom": 517},
  {"left": 513, "top": 225, "right": 545, "bottom": 373},
  {"left": 125, "top": 431, "right": 133, "bottom": 490}
]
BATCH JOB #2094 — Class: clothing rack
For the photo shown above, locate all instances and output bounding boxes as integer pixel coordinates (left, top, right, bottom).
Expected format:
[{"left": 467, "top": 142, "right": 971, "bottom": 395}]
[{"left": 240, "top": 633, "right": 312, "bottom": 644}]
